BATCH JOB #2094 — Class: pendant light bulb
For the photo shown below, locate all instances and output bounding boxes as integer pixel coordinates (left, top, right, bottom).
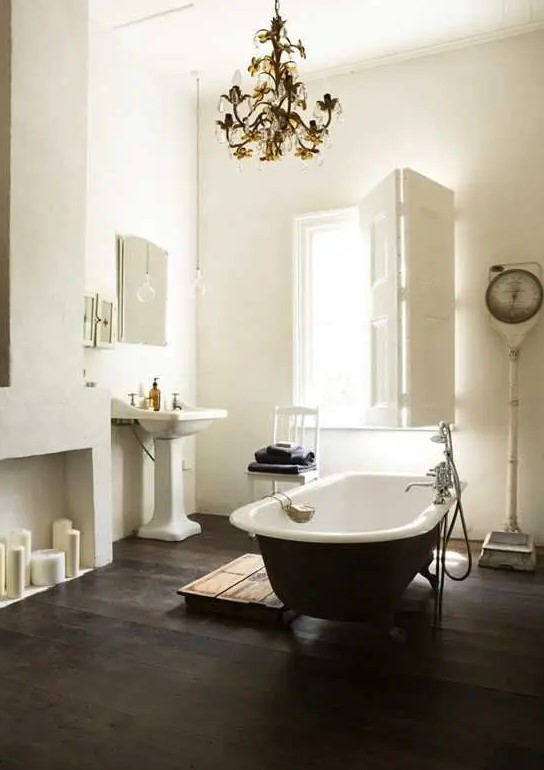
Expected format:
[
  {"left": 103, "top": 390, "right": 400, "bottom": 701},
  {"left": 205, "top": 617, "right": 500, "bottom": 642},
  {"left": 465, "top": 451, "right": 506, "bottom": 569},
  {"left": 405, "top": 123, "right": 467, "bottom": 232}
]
[
  {"left": 137, "top": 273, "right": 156, "bottom": 303},
  {"left": 137, "top": 244, "right": 156, "bottom": 303},
  {"left": 191, "top": 267, "right": 206, "bottom": 298}
]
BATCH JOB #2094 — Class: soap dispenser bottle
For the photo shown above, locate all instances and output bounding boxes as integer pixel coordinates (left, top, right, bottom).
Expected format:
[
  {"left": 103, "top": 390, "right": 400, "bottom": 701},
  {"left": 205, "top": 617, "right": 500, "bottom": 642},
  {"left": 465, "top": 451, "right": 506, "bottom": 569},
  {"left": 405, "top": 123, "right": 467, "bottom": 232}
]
[{"left": 149, "top": 377, "right": 161, "bottom": 411}]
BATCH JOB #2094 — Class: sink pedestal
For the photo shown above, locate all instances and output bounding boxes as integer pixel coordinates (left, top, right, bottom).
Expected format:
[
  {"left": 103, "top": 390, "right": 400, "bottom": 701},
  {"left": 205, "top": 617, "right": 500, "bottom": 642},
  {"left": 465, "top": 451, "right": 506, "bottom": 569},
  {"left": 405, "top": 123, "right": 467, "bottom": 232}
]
[{"left": 137, "top": 437, "right": 201, "bottom": 542}]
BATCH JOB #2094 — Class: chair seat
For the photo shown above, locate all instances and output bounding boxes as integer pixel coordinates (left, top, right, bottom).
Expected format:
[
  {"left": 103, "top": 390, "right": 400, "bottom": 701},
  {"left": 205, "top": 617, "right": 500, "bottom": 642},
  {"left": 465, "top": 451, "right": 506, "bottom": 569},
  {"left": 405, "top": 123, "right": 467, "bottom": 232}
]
[
  {"left": 248, "top": 462, "right": 317, "bottom": 475},
  {"left": 245, "top": 469, "right": 319, "bottom": 485}
]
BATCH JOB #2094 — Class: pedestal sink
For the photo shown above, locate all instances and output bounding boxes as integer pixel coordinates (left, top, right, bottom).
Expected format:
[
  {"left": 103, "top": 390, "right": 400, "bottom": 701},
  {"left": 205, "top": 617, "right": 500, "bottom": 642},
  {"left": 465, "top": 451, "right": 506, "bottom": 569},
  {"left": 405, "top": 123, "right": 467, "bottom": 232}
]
[{"left": 111, "top": 398, "right": 227, "bottom": 541}]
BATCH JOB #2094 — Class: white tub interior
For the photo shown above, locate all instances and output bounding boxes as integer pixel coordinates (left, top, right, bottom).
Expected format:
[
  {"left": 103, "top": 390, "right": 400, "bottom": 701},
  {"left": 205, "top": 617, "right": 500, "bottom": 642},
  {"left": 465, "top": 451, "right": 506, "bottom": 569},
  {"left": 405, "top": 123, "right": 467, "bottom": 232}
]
[{"left": 230, "top": 473, "right": 458, "bottom": 543}]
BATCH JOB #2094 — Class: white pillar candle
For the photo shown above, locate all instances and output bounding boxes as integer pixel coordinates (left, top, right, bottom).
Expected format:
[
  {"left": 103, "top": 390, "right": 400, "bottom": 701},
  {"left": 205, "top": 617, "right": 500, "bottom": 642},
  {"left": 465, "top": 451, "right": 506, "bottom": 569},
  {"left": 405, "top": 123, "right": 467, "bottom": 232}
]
[
  {"left": 31, "top": 550, "right": 65, "bottom": 586},
  {"left": 66, "top": 529, "right": 80, "bottom": 578},
  {"left": 52, "top": 518, "right": 72, "bottom": 552},
  {"left": 7, "top": 546, "right": 25, "bottom": 600},
  {"left": 0, "top": 543, "right": 5, "bottom": 598},
  {"left": 8, "top": 529, "right": 31, "bottom": 586}
]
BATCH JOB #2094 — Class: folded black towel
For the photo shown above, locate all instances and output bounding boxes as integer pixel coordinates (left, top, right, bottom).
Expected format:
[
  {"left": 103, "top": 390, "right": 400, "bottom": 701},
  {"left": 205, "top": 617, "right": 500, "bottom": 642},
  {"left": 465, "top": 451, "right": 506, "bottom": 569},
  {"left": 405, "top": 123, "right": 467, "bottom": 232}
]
[
  {"left": 254, "top": 446, "right": 316, "bottom": 466},
  {"left": 247, "top": 462, "right": 317, "bottom": 475}
]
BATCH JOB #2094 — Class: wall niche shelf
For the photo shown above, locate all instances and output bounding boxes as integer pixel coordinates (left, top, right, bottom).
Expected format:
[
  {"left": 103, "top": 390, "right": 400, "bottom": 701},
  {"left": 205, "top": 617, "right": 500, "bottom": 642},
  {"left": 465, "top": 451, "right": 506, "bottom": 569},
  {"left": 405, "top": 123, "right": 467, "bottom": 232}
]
[{"left": 0, "top": 568, "right": 93, "bottom": 610}]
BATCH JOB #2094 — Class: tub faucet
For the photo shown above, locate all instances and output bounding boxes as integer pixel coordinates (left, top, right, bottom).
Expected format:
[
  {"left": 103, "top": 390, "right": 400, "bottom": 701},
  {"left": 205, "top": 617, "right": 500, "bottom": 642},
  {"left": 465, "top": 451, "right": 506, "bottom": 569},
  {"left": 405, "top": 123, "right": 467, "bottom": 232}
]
[
  {"left": 405, "top": 461, "right": 453, "bottom": 505},
  {"left": 405, "top": 480, "right": 434, "bottom": 492}
]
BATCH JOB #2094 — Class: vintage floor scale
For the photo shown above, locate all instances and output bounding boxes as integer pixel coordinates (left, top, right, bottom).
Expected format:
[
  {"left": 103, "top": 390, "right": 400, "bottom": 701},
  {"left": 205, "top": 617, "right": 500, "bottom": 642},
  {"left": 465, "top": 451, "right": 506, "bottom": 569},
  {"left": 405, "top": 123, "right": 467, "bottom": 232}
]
[{"left": 479, "top": 262, "right": 543, "bottom": 571}]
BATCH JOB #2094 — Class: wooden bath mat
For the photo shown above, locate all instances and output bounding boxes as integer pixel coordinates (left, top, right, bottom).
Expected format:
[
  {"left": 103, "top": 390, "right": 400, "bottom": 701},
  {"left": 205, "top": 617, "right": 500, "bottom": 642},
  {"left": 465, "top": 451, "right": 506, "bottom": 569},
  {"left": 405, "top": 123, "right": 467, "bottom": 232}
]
[{"left": 178, "top": 554, "right": 285, "bottom": 622}]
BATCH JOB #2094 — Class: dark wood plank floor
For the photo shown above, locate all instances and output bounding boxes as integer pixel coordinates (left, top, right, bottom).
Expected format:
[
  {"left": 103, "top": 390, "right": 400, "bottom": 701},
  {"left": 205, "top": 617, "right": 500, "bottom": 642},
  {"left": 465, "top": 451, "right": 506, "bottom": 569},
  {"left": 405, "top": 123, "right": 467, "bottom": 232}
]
[{"left": 0, "top": 514, "right": 543, "bottom": 770}]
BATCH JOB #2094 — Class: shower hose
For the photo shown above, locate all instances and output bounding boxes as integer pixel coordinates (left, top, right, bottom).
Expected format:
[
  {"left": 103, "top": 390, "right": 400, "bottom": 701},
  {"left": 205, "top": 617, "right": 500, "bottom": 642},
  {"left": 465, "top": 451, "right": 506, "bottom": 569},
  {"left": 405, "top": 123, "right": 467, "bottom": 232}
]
[{"left": 437, "top": 422, "right": 472, "bottom": 581}]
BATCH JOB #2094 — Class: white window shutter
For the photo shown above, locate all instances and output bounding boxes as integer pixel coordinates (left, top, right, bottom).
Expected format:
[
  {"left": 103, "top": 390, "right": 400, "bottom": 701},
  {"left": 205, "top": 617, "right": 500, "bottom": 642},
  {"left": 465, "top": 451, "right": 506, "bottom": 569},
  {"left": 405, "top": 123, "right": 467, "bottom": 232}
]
[
  {"left": 360, "top": 171, "right": 402, "bottom": 427},
  {"left": 402, "top": 169, "right": 455, "bottom": 427}
]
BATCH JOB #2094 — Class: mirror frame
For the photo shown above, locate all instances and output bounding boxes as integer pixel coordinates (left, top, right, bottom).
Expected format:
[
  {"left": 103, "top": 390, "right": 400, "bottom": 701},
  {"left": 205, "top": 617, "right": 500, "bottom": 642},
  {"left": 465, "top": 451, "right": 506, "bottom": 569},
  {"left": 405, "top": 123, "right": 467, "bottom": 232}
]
[{"left": 116, "top": 234, "right": 168, "bottom": 346}]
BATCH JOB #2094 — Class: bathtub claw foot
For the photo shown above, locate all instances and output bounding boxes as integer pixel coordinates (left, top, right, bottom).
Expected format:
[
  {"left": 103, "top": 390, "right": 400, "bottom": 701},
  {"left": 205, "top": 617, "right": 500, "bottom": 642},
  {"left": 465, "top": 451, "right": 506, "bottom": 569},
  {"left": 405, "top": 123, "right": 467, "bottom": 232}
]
[
  {"left": 419, "top": 567, "right": 438, "bottom": 592},
  {"left": 282, "top": 608, "right": 299, "bottom": 627},
  {"left": 419, "top": 558, "right": 438, "bottom": 592}
]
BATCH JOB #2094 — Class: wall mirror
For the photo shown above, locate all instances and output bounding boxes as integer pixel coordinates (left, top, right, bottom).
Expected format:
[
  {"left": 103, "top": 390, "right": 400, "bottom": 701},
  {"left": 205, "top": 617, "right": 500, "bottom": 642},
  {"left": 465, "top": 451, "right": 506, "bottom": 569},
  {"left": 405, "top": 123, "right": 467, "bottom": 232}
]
[{"left": 116, "top": 235, "right": 167, "bottom": 346}]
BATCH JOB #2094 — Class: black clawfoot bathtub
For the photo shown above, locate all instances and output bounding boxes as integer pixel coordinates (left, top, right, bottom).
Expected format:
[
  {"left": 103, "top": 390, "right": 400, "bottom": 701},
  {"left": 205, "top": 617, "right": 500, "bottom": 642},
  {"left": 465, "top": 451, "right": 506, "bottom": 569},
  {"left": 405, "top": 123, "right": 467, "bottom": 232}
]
[{"left": 230, "top": 473, "right": 458, "bottom": 623}]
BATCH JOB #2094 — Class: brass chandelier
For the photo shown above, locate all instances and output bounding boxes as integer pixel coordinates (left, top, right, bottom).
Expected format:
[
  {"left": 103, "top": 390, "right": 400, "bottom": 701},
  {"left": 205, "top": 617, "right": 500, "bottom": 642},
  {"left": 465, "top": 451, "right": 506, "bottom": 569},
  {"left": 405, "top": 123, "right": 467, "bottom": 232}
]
[{"left": 216, "top": 0, "right": 342, "bottom": 167}]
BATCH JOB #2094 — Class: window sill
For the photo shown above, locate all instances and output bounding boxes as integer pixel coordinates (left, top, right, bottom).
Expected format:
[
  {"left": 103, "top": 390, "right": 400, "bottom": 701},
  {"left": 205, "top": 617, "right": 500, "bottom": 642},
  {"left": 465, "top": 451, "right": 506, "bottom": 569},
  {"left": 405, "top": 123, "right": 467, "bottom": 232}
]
[{"left": 320, "top": 424, "right": 439, "bottom": 432}]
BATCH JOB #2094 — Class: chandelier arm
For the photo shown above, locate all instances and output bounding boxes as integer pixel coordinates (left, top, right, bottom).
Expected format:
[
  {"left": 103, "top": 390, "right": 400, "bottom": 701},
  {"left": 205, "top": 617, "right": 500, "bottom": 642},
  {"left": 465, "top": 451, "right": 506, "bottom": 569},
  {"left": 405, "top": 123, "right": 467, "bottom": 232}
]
[
  {"left": 225, "top": 118, "right": 265, "bottom": 147},
  {"left": 293, "top": 128, "right": 313, "bottom": 148},
  {"left": 231, "top": 93, "right": 268, "bottom": 129},
  {"left": 291, "top": 115, "right": 315, "bottom": 133},
  {"left": 311, "top": 112, "right": 333, "bottom": 133},
  {"left": 226, "top": 135, "right": 254, "bottom": 150},
  {"left": 226, "top": 113, "right": 269, "bottom": 149},
  {"left": 294, "top": 106, "right": 333, "bottom": 135},
  {"left": 231, "top": 88, "right": 257, "bottom": 106},
  {"left": 231, "top": 101, "right": 247, "bottom": 127},
  {"left": 320, "top": 110, "right": 334, "bottom": 131},
  {"left": 296, "top": 138, "right": 317, "bottom": 152},
  {"left": 244, "top": 117, "right": 268, "bottom": 136},
  {"left": 241, "top": 103, "right": 270, "bottom": 131},
  {"left": 274, "top": 93, "right": 291, "bottom": 112}
]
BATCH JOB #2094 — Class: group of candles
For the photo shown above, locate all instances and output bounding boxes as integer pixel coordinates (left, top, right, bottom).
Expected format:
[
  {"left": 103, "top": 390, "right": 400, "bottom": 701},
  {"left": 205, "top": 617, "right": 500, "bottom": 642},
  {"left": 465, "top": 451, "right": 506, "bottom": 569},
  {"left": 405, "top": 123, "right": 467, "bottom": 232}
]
[{"left": 0, "top": 518, "right": 81, "bottom": 601}]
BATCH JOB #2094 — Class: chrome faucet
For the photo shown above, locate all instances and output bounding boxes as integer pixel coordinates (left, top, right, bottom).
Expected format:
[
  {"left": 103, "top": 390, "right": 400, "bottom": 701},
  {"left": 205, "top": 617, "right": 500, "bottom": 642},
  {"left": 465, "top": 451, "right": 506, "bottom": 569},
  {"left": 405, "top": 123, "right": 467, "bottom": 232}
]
[
  {"left": 406, "top": 460, "right": 453, "bottom": 505},
  {"left": 171, "top": 393, "right": 184, "bottom": 410},
  {"left": 405, "top": 480, "right": 434, "bottom": 492}
]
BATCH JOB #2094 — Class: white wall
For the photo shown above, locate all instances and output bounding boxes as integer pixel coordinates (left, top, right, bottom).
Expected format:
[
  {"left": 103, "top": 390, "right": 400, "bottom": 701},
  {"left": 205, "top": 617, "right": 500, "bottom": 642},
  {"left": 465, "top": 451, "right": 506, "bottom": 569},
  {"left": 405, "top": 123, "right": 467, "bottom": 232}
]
[
  {"left": 198, "top": 30, "right": 544, "bottom": 542},
  {"left": 0, "top": 455, "right": 67, "bottom": 551},
  {"left": 0, "top": 0, "right": 10, "bottom": 387},
  {"left": 0, "top": 0, "right": 112, "bottom": 566},
  {"left": 84, "top": 22, "right": 197, "bottom": 540}
]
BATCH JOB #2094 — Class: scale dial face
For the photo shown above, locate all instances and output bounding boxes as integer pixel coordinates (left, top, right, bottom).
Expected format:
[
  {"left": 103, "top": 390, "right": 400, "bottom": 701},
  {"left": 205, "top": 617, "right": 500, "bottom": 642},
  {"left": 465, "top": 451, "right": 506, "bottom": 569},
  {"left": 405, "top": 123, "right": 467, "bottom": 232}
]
[{"left": 486, "top": 268, "right": 543, "bottom": 324}]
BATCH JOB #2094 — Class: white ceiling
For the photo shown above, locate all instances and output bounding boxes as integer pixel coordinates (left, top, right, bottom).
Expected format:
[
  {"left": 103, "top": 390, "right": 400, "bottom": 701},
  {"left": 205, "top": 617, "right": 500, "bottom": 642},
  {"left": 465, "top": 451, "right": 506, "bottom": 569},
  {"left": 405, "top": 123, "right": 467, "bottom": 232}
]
[{"left": 90, "top": 0, "right": 544, "bottom": 84}]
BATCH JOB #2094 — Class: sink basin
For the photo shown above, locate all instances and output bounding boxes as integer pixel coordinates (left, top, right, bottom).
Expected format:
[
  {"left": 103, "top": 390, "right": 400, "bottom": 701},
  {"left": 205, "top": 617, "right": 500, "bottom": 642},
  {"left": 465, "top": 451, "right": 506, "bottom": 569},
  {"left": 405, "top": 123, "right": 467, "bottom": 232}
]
[
  {"left": 110, "top": 397, "right": 228, "bottom": 541},
  {"left": 111, "top": 398, "right": 227, "bottom": 439}
]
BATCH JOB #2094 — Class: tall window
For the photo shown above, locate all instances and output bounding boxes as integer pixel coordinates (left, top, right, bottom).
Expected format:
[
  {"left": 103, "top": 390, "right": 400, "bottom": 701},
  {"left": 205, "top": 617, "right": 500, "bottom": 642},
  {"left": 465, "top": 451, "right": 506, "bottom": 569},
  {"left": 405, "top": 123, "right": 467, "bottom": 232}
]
[
  {"left": 294, "top": 208, "right": 368, "bottom": 427},
  {"left": 293, "top": 170, "right": 455, "bottom": 430}
]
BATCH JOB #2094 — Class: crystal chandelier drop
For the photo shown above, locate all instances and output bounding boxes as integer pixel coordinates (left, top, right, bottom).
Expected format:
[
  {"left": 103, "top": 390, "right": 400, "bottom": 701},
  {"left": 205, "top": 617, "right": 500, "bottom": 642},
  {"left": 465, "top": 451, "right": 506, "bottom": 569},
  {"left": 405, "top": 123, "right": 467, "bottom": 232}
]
[{"left": 215, "top": 0, "right": 343, "bottom": 167}]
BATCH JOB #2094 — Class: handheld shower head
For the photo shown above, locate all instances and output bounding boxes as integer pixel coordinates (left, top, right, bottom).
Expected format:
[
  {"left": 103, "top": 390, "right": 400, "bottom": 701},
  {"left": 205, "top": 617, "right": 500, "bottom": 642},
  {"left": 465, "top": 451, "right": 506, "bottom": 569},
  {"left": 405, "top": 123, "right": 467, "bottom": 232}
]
[{"left": 430, "top": 421, "right": 454, "bottom": 454}]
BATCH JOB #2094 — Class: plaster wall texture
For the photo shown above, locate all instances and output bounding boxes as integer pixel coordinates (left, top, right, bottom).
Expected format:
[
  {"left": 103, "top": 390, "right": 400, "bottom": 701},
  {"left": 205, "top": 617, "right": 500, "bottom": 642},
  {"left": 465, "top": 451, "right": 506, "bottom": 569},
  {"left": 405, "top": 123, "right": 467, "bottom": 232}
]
[
  {"left": 84, "top": 22, "right": 197, "bottom": 539},
  {"left": 197, "top": 30, "right": 544, "bottom": 542},
  {"left": 0, "top": 0, "right": 112, "bottom": 566}
]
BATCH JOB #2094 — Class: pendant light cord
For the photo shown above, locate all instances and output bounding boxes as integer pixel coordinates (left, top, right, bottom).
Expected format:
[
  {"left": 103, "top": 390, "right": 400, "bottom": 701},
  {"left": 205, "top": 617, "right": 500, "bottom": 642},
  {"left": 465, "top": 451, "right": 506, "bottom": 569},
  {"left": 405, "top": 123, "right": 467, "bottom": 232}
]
[{"left": 196, "top": 74, "right": 201, "bottom": 276}]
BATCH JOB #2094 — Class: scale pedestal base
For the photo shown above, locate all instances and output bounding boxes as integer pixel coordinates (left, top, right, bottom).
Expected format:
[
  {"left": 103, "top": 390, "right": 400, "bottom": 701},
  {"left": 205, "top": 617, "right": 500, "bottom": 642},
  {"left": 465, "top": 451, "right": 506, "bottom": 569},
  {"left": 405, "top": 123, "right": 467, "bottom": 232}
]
[{"left": 478, "top": 531, "right": 536, "bottom": 572}]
